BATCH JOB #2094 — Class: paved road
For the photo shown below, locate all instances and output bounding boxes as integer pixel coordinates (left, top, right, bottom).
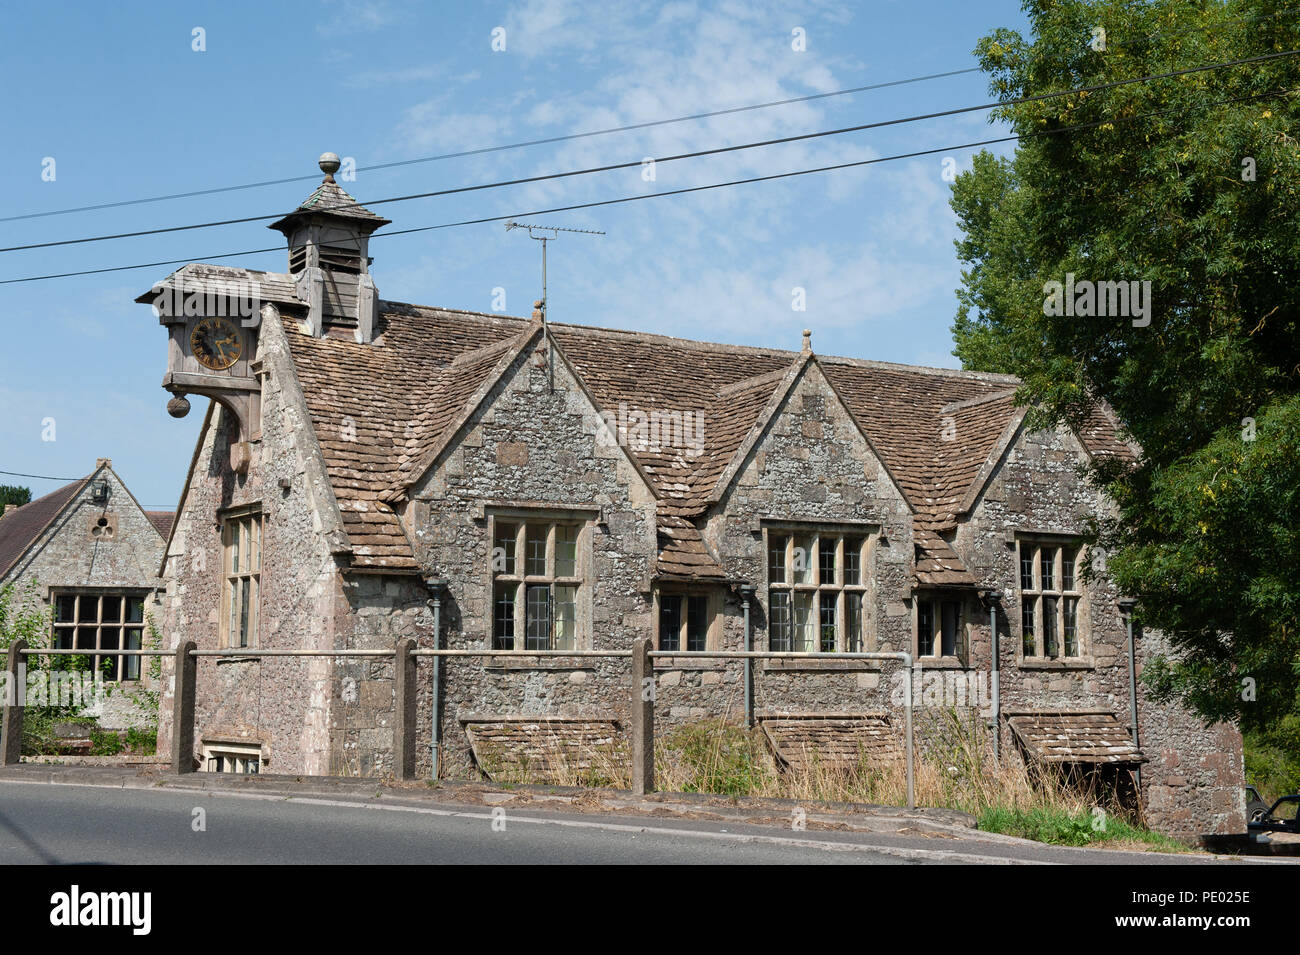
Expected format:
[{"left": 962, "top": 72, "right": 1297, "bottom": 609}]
[
  {"left": 0, "top": 780, "right": 1272, "bottom": 865},
  {"left": 0, "top": 781, "right": 928, "bottom": 864}
]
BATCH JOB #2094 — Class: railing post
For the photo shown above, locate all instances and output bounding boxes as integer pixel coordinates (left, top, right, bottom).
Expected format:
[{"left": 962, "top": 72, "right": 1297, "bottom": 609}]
[
  {"left": 393, "top": 638, "right": 416, "bottom": 780},
  {"left": 630, "top": 637, "right": 654, "bottom": 795},
  {"left": 424, "top": 577, "right": 447, "bottom": 781},
  {"left": 171, "top": 640, "right": 197, "bottom": 774},
  {"left": 739, "top": 585, "right": 755, "bottom": 728},
  {"left": 1, "top": 639, "right": 27, "bottom": 765},
  {"left": 902, "top": 652, "right": 915, "bottom": 811}
]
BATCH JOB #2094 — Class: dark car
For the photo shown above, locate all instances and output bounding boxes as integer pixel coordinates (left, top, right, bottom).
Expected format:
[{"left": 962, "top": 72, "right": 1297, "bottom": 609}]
[
  {"left": 1248, "top": 795, "right": 1300, "bottom": 834},
  {"left": 1246, "top": 786, "right": 1270, "bottom": 823}
]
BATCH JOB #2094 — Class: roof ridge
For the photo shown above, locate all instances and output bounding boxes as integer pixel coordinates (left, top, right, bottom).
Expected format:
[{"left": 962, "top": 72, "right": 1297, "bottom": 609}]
[
  {"left": 940, "top": 388, "right": 1020, "bottom": 415},
  {"left": 716, "top": 363, "right": 798, "bottom": 397},
  {"left": 375, "top": 301, "right": 1023, "bottom": 383},
  {"left": 448, "top": 335, "right": 519, "bottom": 368}
]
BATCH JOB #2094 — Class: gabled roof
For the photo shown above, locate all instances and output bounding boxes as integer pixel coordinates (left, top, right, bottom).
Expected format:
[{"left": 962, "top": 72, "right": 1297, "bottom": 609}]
[
  {"left": 144, "top": 511, "right": 176, "bottom": 539},
  {"left": 0, "top": 463, "right": 171, "bottom": 583},
  {"left": 262, "top": 300, "right": 1131, "bottom": 580},
  {"left": 134, "top": 262, "right": 306, "bottom": 309},
  {"left": 0, "top": 476, "right": 91, "bottom": 580}
]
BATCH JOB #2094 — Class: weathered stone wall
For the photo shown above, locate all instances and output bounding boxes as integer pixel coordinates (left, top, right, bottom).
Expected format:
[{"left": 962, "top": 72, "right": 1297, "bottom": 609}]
[
  {"left": 153, "top": 321, "right": 1243, "bottom": 838},
  {"left": 958, "top": 422, "right": 1244, "bottom": 837},
  {"left": 327, "top": 574, "right": 432, "bottom": 777},
  {"left": 408, "top": 340, "right": 657, "bottom": 777},
  {"left": 158, "top": 314, "right": 345, "bottom": 775},
  {"left": 1136, "top": 629, "right": 1245, "bottom": 837},
  {"left": 695, "top": 362, "right": 914, "bottom": 724},
  {"left": 2, "top": 465, "right": 164, "bottom": 729}
]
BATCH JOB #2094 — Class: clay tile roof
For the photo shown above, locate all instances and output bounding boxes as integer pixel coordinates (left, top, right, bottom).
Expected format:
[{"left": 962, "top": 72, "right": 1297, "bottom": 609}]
[
  {"left": 820, "top": 361, "right": 1020, "bottom": 527},
  {"left": 0, "top": 476, "right": 90, "bottom": 580},
  {"left": 912, "top": 528, "right": 978, "bottom": 588},
  {"left": 134, "top": 263, "right": 305, "bottom": 308},
  {"left": 656, "top": 512, "right": 727, "bottom": 582},
  {"left": 759, "top": 713, "right": 901, "bottom": 770},
  {"left": 464, "top": 718, "right": 622, "bottom": 783},
  {"left": 271, "top": 299, "right": 1133, "bottom": 578},
  {"left": 144, "top": 511, "right": 175, "bottom": 539},
  {"left": 1006, "top": 710, "right": 1144, "bottom": 764},
  {"left": 1076, "top": 401, "right": 1137, "bottom": 462},
  {"left": 292, "top": 179, "right": 389, "bottom": 224},
  {"left": 284, "top": 307, "right": 527, "bottom": 570}
]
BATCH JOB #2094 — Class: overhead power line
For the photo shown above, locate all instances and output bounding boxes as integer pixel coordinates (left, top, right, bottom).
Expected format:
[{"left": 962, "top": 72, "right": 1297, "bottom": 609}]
[
  {"left": 1, "top": 47, "right": 1295, "bottom": 257},
  {"left": 6, "top": 4, "right": 1293, "bottom": 227},
  {"left": 2, "top": 84, "right": 1290, "bottom": 287},
  {"left": 0, "top": 468, "right": 83, "bottom": 482},
  {"left": 0, "top": 67, "right": 982, "bottom": 225}
]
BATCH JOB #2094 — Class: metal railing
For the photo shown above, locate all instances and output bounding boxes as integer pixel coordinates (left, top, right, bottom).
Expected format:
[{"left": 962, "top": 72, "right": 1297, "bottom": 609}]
[{"left": 1, "top": 639, "right": 918, "bottom": 808}]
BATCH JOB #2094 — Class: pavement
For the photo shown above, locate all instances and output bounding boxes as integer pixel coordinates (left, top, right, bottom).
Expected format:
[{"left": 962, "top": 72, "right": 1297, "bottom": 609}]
[{"left": 0, "top": 763, "right": 1289, "bottom": 864}]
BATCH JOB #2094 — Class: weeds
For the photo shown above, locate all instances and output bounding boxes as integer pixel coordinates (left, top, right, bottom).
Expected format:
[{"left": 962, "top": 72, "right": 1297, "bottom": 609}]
[{"left": 474, "top": 710, "right": 1187, "bottom": 851}]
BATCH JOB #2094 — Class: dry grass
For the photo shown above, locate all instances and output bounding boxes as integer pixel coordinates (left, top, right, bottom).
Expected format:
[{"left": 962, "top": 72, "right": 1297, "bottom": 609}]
[{"left": 474, "top": 710, "right": 1188, "bottom": 851}]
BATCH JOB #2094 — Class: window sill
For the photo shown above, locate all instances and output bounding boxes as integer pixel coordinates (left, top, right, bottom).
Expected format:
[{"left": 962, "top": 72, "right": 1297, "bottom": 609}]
[
  {"left": 215, "top": 654, "right": 260, "bottom": 664},
  {"left": 483, "top": 656, "right": 597, "bottom": 672},
  {"left": 655, "top": 657, "right": 728, "bottom": 671},
  {"left": 761, "top": 658, "right": 883, "bottom": 672},
  {"left": 915, "top": 656, "right": 972, "bottom": 670},
  {"left": 1018, "top": 657, "right": 1095, "bottom": 671}
]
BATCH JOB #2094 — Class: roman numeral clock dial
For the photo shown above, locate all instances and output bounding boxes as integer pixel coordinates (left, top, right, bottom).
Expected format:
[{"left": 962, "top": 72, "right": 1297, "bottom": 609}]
[{"left": 189, "top": 317, "right": 243, "bottom": 371}]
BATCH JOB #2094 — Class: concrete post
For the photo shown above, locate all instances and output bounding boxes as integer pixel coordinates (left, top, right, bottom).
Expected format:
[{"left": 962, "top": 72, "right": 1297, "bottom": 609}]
[
  {"left": 393, "top": 638, "right": 417, "bottom": 780},
  {"left": 424, "top": 577, "right": 447, "bottom": 781},
  {"left": 1118, "top": 598, "right": 1141, "bottom": 791},
  {"left": 1, "top": 639, "right": 27, "bottom": 765},
  {"left": 739, "top": 585, "right": 755, "bottom": 728},
  {"left": 170, "top": 640, "right": 197, "bottom": 774},
  {"left": 985, "top": 590, "right": 1002, "bottom": 764},
  {"left": 630, "top": 637, "right": 655, "bottom": 795}
]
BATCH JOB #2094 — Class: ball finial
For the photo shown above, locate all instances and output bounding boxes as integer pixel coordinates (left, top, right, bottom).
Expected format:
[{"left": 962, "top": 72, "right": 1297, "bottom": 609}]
[
  {"left": 318, "top": 152, "right": 341, "bottom": 180},
  {"left": 167, "top": 394, "right": 192, "bottom": 419}
]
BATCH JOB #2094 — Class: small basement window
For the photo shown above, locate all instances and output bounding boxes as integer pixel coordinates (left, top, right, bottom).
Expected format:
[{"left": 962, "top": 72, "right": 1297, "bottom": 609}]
[{"left": 202, "top": 743, "right": 262, "bottom": 775}]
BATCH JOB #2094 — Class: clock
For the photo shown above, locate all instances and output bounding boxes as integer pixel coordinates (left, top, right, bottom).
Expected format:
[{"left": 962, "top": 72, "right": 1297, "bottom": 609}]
[{"left": 189, "top": 318, "right": 242, "bottom": 371}]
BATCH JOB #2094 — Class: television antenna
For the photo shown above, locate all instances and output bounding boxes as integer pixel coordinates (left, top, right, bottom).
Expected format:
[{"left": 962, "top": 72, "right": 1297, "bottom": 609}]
[{"left": 504, "top": 220, "right": 605, "bottom": 332}]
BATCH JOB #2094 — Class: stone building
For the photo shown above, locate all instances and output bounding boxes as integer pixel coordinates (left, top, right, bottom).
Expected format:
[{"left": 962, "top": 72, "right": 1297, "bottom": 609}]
[
  {"left": 138, "top": 155, "right": 1243, "bottom": 836},
  {"left": 0, "top": 459, "right": 170, "bottom": 728}
]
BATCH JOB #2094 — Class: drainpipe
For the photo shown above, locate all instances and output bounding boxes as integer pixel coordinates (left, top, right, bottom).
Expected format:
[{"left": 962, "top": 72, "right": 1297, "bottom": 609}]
[
  {"left": 425, "top": 577, "right": 448, "bottom": 781},
  {"left": 984, "top": 590, "right": 1002, "bottom": 762},
  {"left": 739, "top": 584, "right": 755, "bottom": 728},
  {"left": 1118, "top": 597, "right": 1141, "bottom": 790}
]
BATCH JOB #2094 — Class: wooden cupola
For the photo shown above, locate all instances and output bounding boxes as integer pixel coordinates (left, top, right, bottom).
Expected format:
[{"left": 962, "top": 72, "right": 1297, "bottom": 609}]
[{"left": 269, "top": 152, "right": 391, "bottom": 342}]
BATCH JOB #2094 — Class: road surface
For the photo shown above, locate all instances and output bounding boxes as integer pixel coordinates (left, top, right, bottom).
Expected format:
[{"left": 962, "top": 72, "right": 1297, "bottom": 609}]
[{"left": 0, "top": 780, "right": 1269, "bottom": 865}]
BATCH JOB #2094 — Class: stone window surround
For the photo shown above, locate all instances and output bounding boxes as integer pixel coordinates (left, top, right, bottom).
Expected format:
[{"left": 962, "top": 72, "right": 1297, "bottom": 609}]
[
  {"left": 219, "top": 504, "right": 262, "bottom": 651},
  {"left": 1014, "top": 533, "right": 1093, "bottom": 669},
  {"left": 653, "top": 586, "right": 724, "bottom": 655},
  {"left": 911, "top": 588, "right": 971, "bottom": 667},
  {"left": 200, "top": 740, "right": 264, "bottom": 774},
  {"left": 50, "top": 588, "right": 150, "bottom": 682},
  {"left": 761, "top": 520, "right": 879, "bottom": 656},
  {"left": 486, "top": 505, "right": 598, "bottom": 653}
]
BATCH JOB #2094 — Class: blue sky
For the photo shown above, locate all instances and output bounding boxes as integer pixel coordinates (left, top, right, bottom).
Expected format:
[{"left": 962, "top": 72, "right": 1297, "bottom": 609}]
[{"left": 0, "top": 0, "right": 1028, "bottom": 508}]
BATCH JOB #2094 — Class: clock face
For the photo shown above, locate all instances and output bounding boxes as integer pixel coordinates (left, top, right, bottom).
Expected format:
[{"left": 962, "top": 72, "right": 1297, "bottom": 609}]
[{"left": 189, "top": 318, "right": 242, "bottom": 371}]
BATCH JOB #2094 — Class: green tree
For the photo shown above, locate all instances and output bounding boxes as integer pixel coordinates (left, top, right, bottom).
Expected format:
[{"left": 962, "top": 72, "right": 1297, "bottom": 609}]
[
  {"left": 951, "top": 0, "right": 1300, "bottom": 731},
  {"left": 0, "top": 485, "right": 31, "bottom": 511}
]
